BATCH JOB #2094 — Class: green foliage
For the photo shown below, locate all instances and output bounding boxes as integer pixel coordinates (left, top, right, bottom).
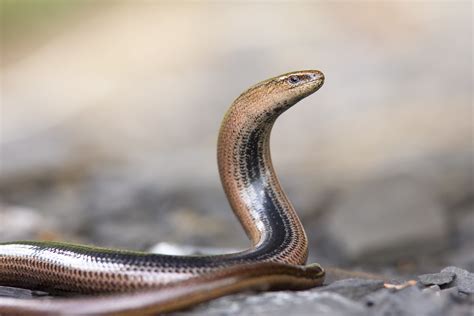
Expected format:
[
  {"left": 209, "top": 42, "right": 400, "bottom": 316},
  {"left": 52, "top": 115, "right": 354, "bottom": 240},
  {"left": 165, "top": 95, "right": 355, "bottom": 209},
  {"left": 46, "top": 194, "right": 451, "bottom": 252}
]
[{"left": 0, "top": 0, "right": 85, "bottom": 41}]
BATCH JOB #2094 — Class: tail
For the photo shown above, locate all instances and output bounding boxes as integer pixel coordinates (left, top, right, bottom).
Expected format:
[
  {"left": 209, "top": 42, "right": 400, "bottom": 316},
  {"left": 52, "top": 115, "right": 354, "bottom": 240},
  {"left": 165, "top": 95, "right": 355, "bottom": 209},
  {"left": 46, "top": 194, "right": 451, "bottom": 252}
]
[{"left": 0, "top": 262, "right": 325, "bottom": 315}]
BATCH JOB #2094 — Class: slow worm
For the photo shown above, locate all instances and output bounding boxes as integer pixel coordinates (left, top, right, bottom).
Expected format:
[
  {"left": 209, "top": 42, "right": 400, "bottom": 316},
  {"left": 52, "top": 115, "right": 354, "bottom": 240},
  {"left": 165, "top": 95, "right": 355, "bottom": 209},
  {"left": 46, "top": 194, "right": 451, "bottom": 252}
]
[{"left": 0, "top": 70, "right": 325, "bottom": 315}]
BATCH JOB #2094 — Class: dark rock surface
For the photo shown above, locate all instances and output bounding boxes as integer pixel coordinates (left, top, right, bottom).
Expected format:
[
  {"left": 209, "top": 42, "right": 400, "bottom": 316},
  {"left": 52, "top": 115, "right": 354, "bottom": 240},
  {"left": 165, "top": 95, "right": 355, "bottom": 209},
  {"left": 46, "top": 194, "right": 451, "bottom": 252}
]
[
  {"left": 0, "top": 286, "right": 49, "bottom": 299},
  {"left": 175, "top": 266, "right": 474, "bottom": 316},
  {"left": 441, "top": 266, "right": 474, "bottom": 294},
  {"left": 316, "top": 278, "right": 384, "bottom": 301},
  {"left": 418, "top": 271, "right": 456, "bottom": 286},
  {"left": 365, "top": 285, "right": 473, "bottom": 316},
  {"left": 174, "top": 289, "right": 368, "bottom": 316}
]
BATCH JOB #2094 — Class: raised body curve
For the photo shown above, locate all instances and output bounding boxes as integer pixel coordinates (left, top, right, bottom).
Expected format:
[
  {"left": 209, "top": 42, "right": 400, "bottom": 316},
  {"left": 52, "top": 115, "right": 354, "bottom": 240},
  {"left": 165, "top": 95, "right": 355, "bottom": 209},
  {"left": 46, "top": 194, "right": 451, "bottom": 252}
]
[{"left": 0, "top": 70, "right": 325, "bottom": 315}]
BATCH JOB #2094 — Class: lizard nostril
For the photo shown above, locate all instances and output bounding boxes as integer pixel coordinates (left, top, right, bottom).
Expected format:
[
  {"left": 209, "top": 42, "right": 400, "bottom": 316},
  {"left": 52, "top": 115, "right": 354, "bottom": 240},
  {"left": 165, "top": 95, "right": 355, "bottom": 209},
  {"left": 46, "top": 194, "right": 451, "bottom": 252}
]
[{"left": 310, "top": 72, "right": 324, "bottom": 81}]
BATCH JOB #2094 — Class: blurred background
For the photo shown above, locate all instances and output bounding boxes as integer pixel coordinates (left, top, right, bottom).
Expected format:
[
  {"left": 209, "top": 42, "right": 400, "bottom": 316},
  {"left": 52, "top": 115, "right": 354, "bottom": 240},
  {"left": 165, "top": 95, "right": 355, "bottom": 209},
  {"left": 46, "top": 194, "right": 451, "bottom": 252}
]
[{"left": 0, "top": 1, "right": 472, "bottom": 277}]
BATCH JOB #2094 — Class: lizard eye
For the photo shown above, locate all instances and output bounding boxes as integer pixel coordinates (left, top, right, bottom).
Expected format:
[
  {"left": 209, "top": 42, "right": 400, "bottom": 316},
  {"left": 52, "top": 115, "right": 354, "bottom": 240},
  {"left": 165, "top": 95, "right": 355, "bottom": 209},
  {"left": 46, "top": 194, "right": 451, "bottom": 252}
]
[{"left": 288, "top": 75, "right": 300, "bottom": 85}]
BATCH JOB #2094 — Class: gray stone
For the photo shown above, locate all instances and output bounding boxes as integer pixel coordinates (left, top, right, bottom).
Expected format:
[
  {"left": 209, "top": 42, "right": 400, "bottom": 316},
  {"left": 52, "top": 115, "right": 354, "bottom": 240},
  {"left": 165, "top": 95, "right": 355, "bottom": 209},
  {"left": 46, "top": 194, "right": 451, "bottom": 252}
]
[
  {"left": 438, "top": 286, "right": 460, "bottom": 298},
  {"left": 418, "top": 271, "right": 456, "bottom": 286},
  {"left": 325, "top": 176, "right": 449, "bottom": 261},
  {"left": 365, "top": 285, "right": 472, "bottom": 316},
  {"left": 174, "top": 291, "right": 366, "bottom": 316},
  {"left": 181, "top": 278, "right": 474, "bottom": 316},
  {"left": 442, "top": 266, "right": 474, "bottom": 294},
  {"left": 0, "top": 286, "right": 49, "bottom": 299},
  {"left": 316, "top": 278, "right": 384, "bottom": 300},
  {"left": 422, "top": 284, "right": 441, "bottom": 293}
]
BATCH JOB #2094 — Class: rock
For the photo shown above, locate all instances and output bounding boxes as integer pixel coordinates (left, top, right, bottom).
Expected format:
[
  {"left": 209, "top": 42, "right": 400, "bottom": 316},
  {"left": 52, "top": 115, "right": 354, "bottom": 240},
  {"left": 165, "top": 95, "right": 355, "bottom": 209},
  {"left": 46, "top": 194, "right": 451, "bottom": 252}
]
[
  {"left": 316, "top": 278, "right": 384, "bottom": 300},
  {"left": 0, "top": 286, "right": 49, "bottom": 299},
  {"left": 365, "top": 285, "right": 472, "bottom": 316},
  {"left": 422, "top": 284, "right": 440, "bottom": 293},
  {"left": 325, "top": 176, "right": 449, "bottom": 262},
  {"left": 418, "top": 271, "right": 456, "bottom": 286},
  {"left": 179, "top": 291, "right": 367, "bottom": 316},
  {"left": 438, "top": 286, "right": 459, "bottom": 297},
  {"left": 441, "top": 266, "right": 474, "bottom": 294}
]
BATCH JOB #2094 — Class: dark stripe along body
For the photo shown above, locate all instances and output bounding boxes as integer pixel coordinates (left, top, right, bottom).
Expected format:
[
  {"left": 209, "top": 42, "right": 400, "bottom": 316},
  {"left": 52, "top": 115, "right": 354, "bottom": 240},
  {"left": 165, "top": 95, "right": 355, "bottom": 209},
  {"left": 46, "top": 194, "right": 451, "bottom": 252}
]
[{"left": 0, "top": 70, "right": 325, "bottom": 315}]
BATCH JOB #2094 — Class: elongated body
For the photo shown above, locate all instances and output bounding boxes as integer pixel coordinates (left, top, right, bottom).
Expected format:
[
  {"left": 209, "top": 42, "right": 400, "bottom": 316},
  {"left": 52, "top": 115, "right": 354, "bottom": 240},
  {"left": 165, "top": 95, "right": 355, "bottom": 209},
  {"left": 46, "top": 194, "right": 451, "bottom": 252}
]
[{"left": 0, "top": 70, "right": 325, "bottom": 314}]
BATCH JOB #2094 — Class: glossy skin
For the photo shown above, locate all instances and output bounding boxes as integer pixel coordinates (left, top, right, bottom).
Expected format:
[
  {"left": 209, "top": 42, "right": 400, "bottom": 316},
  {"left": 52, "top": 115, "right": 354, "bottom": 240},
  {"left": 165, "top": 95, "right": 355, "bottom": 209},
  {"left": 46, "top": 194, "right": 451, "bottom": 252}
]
[{"left": 0, "top": 70, "right": 325, "bottom": 315}]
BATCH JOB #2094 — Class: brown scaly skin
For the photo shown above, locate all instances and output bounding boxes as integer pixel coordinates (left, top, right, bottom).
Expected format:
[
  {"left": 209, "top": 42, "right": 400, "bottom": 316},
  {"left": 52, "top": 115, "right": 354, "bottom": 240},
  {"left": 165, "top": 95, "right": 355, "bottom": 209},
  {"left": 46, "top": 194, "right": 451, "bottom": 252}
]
[{"left": 0, "top": 70, "right": 325, "bottom": 315}]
